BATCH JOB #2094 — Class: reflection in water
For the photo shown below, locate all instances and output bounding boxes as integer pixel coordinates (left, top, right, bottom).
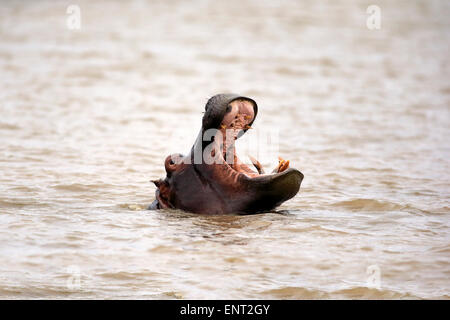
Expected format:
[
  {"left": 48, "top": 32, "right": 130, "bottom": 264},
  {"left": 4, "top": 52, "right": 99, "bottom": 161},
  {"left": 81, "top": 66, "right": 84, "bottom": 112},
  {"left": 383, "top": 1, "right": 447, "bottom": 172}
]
[{"left": 0, "top": 0, "right": 449, "bottom": 299}]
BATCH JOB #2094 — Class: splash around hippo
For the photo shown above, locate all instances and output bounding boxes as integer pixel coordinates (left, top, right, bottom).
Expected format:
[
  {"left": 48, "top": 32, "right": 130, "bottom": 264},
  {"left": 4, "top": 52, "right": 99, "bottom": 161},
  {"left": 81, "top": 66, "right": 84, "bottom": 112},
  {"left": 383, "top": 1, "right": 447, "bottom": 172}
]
[{"left": 148, "top": 94, "right": 304, "bottom": 214}]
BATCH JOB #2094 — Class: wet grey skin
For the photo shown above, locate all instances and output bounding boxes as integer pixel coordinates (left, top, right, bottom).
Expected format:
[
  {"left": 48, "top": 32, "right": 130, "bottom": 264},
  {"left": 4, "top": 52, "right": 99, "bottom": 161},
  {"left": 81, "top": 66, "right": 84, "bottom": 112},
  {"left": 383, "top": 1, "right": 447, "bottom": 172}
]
[{"left": 148, "top": 93, "right": 304, "bottom": 214}]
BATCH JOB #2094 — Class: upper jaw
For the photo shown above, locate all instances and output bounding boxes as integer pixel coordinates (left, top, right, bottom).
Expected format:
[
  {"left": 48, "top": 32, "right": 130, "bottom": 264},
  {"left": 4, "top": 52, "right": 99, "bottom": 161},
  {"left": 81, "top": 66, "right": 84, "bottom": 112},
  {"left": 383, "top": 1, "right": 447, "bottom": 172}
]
[
  {"left": 217, "top": 98, "right": 257, "bottom": 175},
  {"left": 202, "top": 94, "right": 258, "bottom": 135}
]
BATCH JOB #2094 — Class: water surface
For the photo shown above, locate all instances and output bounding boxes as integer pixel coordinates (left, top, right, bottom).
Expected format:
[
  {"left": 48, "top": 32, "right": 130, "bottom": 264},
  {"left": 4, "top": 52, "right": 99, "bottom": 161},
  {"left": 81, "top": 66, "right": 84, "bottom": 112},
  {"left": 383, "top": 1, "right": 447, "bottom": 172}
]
[{"left": 0, "top": 0, "right": 449, "bottom": 299}]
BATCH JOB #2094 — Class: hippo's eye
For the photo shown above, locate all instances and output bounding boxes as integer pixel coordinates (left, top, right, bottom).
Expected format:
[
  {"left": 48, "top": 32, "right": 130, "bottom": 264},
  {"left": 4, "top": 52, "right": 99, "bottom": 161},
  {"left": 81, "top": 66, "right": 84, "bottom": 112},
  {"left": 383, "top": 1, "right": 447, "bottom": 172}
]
[{"left": 226, "top": 105, "right": 232, "bottom": 113}]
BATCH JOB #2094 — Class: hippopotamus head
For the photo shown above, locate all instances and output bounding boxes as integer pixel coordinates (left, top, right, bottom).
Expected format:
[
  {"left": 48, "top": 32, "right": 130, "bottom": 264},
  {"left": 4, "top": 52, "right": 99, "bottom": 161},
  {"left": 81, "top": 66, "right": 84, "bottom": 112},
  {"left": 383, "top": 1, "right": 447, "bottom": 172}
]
[{"left": 149, "top": 93, "right": 303, "bottom": 214}]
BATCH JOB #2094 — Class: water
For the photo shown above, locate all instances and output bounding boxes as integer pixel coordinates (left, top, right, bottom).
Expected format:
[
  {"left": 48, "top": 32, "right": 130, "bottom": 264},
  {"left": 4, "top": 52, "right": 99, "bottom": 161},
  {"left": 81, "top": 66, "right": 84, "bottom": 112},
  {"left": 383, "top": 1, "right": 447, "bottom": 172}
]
[{"left": 0, "top": 0, "right": 449, "bottom": 299}]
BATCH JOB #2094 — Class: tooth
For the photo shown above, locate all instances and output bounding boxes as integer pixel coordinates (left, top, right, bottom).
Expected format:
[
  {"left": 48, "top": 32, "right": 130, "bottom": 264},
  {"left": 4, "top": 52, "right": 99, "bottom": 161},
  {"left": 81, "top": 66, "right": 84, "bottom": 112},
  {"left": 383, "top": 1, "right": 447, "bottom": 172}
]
[
  {"left": 249, "top": 155, "right": 265, "bottom": 174},
  {"left": 280, "top": 160, "right": 290, "bottom": 172}
]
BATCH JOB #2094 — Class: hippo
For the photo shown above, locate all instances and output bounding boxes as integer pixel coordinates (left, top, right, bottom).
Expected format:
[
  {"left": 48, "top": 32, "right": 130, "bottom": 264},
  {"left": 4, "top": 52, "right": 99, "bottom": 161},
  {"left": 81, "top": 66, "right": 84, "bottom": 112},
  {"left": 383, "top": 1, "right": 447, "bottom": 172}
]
[{"left": 148, "top": 94, "right": 303, "bottom": 214}]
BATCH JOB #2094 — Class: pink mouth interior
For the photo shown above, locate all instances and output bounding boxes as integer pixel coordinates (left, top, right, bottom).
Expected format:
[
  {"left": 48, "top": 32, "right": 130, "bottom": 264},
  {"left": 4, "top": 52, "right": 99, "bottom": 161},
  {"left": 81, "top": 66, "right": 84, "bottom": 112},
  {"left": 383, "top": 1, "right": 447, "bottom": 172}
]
[{"left": 218, "top": 99, "right": 259, "bottom": 177}]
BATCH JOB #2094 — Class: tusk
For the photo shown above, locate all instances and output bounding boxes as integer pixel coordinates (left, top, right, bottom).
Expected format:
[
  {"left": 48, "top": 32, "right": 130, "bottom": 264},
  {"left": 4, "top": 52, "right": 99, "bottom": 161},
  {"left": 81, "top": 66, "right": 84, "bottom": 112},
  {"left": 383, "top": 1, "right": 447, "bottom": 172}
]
[{"left": 249, "top": 155, "right": 265, "bottom": 174}]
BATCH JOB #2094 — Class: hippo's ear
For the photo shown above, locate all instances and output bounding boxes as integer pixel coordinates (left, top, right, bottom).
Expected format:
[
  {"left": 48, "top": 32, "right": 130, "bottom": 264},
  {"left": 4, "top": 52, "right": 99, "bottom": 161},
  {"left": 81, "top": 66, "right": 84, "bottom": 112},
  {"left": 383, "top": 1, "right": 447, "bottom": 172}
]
[{"left": 151, "top": 179, "right": 162, "bottom": 188}]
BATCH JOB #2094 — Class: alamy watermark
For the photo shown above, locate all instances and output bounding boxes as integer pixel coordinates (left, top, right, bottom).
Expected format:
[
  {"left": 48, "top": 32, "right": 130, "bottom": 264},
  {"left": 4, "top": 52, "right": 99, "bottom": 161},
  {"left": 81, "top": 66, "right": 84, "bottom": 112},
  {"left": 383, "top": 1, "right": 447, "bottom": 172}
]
[
  {"left": 366, "top": 264, "right": 381, "bottom": 289},
  {"left": 366, "top": 5, "right": 381, "bottom": 30},
  {"left": 168, "top": 127, "right": 280, "bottom": 166},
  {"left": 66, "top": 265, "right": 81, "bottom": 290},
  {"left": 66, "top": 5, "right": 81, "bottom": 30}
]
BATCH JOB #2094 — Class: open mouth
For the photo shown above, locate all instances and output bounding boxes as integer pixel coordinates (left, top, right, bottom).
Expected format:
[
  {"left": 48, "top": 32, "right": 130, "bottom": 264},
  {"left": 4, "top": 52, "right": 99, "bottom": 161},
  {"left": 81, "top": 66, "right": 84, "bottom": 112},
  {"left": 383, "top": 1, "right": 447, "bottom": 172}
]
[{"left": 215, "top": 98, "right": 289, "bottom": 178}]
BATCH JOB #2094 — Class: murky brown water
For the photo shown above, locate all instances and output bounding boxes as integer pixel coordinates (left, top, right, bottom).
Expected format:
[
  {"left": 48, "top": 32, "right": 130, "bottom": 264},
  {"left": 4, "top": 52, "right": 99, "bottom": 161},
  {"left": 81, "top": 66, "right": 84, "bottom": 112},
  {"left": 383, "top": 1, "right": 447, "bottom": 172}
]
[{"left": 0, "top": 0, "right": 449, "bottom": 299}]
